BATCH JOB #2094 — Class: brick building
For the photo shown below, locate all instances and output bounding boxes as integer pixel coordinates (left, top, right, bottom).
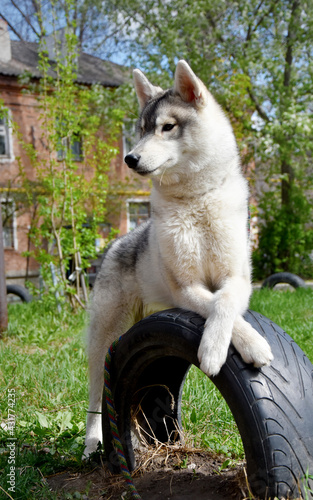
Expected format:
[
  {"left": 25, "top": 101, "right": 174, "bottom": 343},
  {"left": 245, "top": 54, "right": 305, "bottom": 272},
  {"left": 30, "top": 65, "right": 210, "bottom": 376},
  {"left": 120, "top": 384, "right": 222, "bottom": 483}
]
[{"left": 0, "top": 20, "right": 150, "bottom": 286}]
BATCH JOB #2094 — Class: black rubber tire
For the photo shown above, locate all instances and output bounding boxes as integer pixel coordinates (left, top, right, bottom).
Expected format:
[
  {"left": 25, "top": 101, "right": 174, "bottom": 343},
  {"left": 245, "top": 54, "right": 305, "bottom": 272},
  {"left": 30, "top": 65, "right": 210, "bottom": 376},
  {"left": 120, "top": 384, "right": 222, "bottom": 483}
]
[
  {"left": 6, "top": 284, "right": 32, "bottom": 302},
  {"left": 262, "top": 272, "right": 307, "bottom": 289},
  {"left": 102, "top": 308, "right": 313, "bottom": 499}
]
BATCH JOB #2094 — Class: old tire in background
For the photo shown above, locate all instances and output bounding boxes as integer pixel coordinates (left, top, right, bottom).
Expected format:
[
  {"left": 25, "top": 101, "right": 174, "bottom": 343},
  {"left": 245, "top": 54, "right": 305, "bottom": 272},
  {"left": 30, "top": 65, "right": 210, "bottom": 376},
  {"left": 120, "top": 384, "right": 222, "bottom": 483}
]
[
  {"left": 262, "top": 272, "right": 307, "bottom": 289},
  {"left": 6, "top": 284, "right": 32, "bottom": 303},
  {"left": 102, "top": 308, "right": 313, "bottom": 499}
]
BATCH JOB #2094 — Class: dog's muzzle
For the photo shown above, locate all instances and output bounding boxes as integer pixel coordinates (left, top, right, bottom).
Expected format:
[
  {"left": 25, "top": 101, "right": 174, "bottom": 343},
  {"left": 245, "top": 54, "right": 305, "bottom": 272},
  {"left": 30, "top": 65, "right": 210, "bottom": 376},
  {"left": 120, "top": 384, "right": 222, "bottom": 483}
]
[{"left": 124, "top": 153, "right": 141, "bottom": 169}]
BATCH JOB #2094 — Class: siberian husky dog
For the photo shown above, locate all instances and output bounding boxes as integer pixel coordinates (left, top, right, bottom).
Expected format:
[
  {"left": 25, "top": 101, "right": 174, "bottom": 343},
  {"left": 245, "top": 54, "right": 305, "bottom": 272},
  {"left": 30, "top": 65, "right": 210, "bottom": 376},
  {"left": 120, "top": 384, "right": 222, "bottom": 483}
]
[{"left": 84, "top": 60, "right": 273, "bottom": 457}]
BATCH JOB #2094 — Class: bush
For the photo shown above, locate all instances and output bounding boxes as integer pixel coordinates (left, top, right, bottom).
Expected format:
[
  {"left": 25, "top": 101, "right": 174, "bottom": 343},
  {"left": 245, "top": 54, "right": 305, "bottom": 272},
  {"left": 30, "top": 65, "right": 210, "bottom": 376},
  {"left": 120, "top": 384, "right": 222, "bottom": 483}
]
[{"left": 253, "top": 186, "right": 313, "bottom": 281}]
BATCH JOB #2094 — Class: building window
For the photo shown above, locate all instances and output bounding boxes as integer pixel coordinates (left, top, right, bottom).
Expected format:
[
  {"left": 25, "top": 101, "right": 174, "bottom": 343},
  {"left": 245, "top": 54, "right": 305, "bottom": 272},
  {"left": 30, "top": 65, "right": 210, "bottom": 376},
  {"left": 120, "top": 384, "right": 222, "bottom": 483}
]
[
  {"left": 127, "top": 201, "right": 150, "bottom": 231},
  {"left": 1, "top": 201, "right": 15, "bottom": 249},
  {"left": 0, "top": 112, "right": 12, "bottom": 159},
  {"left": 57, "top": 135, "right": 83, "bottom": 161}
]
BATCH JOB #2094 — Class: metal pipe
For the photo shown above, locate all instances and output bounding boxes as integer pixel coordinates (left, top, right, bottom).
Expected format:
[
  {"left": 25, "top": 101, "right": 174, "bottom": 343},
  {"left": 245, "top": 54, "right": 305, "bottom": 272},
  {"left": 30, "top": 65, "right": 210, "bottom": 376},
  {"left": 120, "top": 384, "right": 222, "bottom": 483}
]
[{"left": 0, "top": 202, "right": 8, "bottom": 335}]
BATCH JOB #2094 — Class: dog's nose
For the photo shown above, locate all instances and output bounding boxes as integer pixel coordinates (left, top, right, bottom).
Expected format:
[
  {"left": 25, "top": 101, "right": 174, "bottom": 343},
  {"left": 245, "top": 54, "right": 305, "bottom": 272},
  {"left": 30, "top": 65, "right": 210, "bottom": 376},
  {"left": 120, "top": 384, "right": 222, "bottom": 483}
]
[{"left": 124, "top": 153, "right": 141, "bottom": 169}]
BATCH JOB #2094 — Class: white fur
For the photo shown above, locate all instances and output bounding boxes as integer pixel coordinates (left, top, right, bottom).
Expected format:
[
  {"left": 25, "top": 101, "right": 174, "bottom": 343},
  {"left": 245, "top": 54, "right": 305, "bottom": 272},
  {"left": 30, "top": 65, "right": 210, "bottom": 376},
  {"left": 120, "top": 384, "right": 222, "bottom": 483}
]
[{"left": 84, "top": 61, "right": 273, "bottom": 457}]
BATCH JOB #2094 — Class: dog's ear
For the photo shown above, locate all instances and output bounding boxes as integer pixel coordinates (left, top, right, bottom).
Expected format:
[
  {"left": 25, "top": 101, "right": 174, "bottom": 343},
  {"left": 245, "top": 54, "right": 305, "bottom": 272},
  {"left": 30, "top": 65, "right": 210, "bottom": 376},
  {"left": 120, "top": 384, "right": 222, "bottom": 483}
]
[
  {"left": 174, "top": 60, "right": 207, "bottom": 108},
  {"left": 133, "top": 69, "right": 163, "bottom": 110}
]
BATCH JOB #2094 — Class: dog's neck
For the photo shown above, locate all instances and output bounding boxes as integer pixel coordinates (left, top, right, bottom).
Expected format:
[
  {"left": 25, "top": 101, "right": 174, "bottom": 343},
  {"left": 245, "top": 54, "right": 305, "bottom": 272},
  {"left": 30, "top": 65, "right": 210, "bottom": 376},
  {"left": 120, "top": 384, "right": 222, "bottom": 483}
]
[
  {"left": 152, "top": 179, "right": 219, "bottom": 200},
  {"left": 151, "top": 159, "right": 240, "bottom": 201}
]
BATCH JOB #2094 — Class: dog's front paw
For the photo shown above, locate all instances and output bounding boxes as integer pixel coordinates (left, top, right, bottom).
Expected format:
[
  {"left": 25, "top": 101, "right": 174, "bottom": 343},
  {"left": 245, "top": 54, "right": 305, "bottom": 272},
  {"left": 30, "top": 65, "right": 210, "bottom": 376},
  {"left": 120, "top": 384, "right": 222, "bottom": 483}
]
[
  {"left": 232, "top": 318, "right": 273, "bottom": 368},
  {"left": 198, "top": 335, "right": 229, "bottom": 377},
  {"left": 249, "top": 335, "right": 273, "bottom": 368}
]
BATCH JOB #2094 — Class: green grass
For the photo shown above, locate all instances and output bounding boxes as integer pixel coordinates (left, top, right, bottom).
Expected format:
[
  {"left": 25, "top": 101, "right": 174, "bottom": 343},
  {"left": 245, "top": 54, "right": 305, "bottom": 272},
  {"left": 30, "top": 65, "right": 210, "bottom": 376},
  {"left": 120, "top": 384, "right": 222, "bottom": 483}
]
[
  {"left": 182, "top": 365, "right": 244, "bottom": 460},
  {"left": 0, "top": 288, "right": 312, "bottom": 498},
  {"left": 250, "top": 287, "right": 313, "bottom": 358},
  {"left": 0, "top": 301, "right": 88, "bottom": 499}
]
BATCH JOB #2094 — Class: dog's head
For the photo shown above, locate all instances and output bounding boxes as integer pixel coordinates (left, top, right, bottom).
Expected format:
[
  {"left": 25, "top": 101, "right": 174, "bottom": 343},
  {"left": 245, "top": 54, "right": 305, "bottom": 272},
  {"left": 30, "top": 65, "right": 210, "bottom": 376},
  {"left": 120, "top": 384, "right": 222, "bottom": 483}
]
[{"left": 125, "top": 61, "right": 238, "bottom": 187}]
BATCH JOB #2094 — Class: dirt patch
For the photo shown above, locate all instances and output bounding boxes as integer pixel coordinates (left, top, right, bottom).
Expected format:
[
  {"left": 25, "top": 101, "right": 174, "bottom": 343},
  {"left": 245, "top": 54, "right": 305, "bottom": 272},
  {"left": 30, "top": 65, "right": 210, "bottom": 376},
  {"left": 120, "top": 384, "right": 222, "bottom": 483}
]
[{"left": 46, "top": 449, "right": 249, "bottom": 499}]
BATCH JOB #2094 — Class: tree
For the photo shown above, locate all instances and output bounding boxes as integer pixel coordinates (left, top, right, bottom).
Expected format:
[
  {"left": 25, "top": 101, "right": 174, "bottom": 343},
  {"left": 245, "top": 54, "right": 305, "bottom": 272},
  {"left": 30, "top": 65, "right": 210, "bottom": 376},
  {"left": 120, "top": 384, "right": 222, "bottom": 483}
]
[
  {"left": 1, "top": 0, "right": 126, "bottom": 308},
  {"left": 106, "top": 0, "right": 313, "bottom": 277}
]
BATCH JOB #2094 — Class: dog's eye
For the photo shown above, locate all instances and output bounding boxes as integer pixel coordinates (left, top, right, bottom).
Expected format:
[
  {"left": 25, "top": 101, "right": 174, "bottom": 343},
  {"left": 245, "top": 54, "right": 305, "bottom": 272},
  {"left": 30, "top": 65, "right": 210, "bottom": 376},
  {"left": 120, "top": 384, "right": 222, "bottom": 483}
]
[{"left": 162, "top": 124, "right": 175, "bottom": 132}]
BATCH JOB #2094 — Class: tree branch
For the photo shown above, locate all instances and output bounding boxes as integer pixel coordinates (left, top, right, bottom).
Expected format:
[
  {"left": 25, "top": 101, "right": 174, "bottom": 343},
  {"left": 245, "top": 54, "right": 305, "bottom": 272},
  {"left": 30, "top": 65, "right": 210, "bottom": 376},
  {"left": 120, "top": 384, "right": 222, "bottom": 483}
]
[
  {"left": 246, "top": 0, "right": 280, "bottom": 42},
  {"left": 284, "top": 0, "right": 300, "bottom": 88},
  {"left": 31, "top": 0, "right": 44, "bottom": 37},
  {"left": 205, "top": 9, "right": 270, "bottom": 122},
  {"left": 9, "top": 0, "right": 41, "bottom": 38},
  {"left": 0, "top": 12, "right": 24, "bottom": 40},
  {"left": 247, "top": 87, "right": 270, "bottom": 122}
]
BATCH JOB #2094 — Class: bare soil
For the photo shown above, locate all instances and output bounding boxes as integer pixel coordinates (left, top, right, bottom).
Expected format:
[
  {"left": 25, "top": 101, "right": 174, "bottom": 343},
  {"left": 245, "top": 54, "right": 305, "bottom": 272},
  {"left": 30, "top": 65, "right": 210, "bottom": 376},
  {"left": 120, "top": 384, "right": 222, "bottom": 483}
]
[{"left": 46, "top": 449, "right": 250, "bottom": 499}]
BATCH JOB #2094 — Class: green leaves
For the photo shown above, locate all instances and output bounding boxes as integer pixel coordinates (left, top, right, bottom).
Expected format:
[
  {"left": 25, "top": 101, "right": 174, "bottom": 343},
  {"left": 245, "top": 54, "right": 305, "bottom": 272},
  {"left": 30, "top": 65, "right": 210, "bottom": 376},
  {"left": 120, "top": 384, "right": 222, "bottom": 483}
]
[
  {"left": 253, "top": 184, "right": 313, "bottom": 279},
  {"left": 35, "top": 411, "right": 50, "bottom": 430},
  {"left": 16, "top": 0, "right": 126, "bottom": 309}
]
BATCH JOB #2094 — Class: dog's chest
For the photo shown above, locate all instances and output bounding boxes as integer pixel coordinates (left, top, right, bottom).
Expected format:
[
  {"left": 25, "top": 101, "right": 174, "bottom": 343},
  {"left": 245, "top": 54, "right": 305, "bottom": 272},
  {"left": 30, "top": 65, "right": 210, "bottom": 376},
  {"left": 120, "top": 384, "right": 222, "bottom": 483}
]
[{"left": 155, "top": 198, "right": 236, "bottom": 275}]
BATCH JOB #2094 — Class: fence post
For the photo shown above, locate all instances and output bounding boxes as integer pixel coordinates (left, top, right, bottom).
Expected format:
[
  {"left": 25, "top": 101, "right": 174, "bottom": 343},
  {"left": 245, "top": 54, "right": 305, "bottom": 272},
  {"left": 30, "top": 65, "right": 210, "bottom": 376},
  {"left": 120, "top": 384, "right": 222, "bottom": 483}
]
[{"left": 0, "top": 202, "right": 8, "bottom": 335}]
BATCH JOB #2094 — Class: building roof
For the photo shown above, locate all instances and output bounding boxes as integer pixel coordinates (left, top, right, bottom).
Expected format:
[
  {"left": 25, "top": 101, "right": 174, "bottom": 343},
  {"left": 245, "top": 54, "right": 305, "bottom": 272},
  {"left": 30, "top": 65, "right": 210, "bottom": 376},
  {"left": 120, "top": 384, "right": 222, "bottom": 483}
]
[{"left": 0, "top": 39, "right": 125, "bottom": 87}]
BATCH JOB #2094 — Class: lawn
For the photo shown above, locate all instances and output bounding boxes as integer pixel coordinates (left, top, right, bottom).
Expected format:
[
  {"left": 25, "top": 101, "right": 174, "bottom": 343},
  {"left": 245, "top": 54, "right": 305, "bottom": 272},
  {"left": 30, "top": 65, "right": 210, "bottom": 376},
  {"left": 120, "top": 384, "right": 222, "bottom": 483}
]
[
  {"left": 0, "top": 288, "right": 312, "bottom": 498},
  {"left": 0, "top": 301, "right": 88, "bottom": 499}
]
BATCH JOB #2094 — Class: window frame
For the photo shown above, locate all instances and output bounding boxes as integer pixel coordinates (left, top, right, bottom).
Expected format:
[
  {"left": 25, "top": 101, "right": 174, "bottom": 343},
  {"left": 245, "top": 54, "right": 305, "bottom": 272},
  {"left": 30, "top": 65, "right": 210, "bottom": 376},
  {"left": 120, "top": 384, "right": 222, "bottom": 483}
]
[
  {"left": 57, "top": 135, "right": 83, "bottom": 162},
  {"left": 126, "top": 199, "right": 151, "bottom": 232},
  {"left": 0, "top": 109, "right": 14, "bottom": 162}
]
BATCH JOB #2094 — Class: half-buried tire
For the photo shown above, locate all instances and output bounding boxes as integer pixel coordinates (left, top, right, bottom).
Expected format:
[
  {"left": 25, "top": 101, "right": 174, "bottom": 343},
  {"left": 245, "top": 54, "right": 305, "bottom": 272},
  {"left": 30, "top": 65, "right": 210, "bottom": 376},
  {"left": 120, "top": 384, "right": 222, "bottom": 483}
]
[
  {"left": 262, "top": 272, "right": 307, "bottom": 289},
  {"left": 102, "top": 308, "right": 313, "bottom": 499},
  {"left": 6, "top": 284, "right": 32, "bottom": 302}
]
